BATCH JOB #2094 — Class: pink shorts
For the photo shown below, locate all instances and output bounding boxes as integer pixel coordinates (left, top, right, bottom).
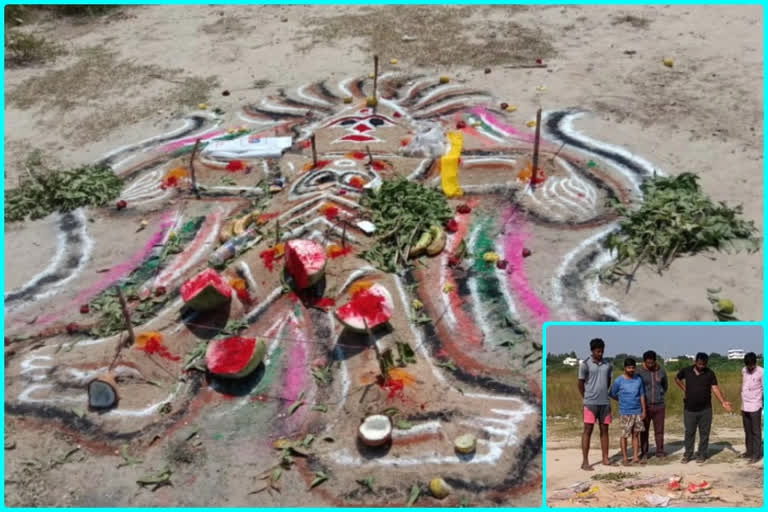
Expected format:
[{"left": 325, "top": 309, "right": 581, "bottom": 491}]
[{"left": 584, "top": 405, "right": 612, "bottom": 425}]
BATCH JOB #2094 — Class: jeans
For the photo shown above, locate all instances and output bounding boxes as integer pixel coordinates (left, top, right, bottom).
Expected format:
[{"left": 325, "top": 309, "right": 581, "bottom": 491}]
[
  {"left": 683, "top": 407, "right": 712, "bottom": 458},
  {"left": 742, "top": 408, "right": 763, "bottom": 459},
  {"left": 641, "top": 404, "right": 665, "bottom": 455}
]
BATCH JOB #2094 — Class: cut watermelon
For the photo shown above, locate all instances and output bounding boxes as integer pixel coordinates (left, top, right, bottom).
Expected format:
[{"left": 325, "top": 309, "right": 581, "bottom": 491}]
[
  {"left": 205, "top": 336, "right": 266, "bottom": 379},
  {"left": 181, "top": 268, "right": 232, "bottom": 311},
  {"left": 285, "top": 239, "right": 327, "bottom": 289},
  {"left": 335, "top": 283, "right": 394, "bottom": 332}
]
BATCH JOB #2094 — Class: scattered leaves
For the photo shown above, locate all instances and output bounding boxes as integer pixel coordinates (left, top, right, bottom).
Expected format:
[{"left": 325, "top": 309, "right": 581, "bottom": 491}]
[
  {"left": 395, "top": 419, "right": 413, "bottom": 430},
  {"left": 356, "top": 476, "right": 376, "bottom": 494},
  {"left": 602, "top": 173, "right": 760, "bottom": 290},
  {"left": 6, "top": 152, "right": 122, "bottom": 222},
  {"left": 395, "top": 342, "right": 416, "bottom": 366},
  {"left": 360, "top": 177, "right": 453, "bottom": 273},
  {"left": 137, "top": 467, "right": 172, "bottom": 491},
  {"left": 309, "top": 471, "right": 329, "bottom": 489},
  {"left": 288, "top": 391, "right": 306, "bottom": 416},
  {"left": 436, "top": 360, "right": 457, "bottom": 371},
  {"left": 407, "top": 483, "right": 422, "bottom": 506},
  {"left": 117, "top": 445, "right": 143, "bottom": 468}
]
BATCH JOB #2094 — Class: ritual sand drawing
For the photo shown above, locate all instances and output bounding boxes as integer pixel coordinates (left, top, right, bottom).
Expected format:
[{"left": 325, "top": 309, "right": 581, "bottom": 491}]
[{"left": 5, "top": 72, "right": 674, "bottom": 505}]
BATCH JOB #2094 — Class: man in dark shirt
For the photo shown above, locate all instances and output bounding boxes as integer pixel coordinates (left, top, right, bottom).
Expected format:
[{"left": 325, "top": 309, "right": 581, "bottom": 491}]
[
  {"left": 637, "top": 350, "right": 668, "bottom": 459},
  {"left": 674, "top": 352, "right": 733, "bottom": 463}
]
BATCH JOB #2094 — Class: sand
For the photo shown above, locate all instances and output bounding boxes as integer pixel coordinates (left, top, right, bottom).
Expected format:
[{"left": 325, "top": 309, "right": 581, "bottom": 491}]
[{"left": 3, "top": 4, "right": 763, "bottom": 507}]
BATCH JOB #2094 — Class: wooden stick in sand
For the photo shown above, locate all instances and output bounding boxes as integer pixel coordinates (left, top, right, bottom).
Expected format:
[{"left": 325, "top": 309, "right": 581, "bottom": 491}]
[
  {"left": 189, "top": 139, "right": 202, "bottom": 199},
  {"left": 372, "top": 55, "right": 379, "bottom": 101},
  {"left": 531, "top": 108, "right": 542, "bottom": 190},
  {"left": 88, "top": 285, "right": 134, "bottom": 410}
]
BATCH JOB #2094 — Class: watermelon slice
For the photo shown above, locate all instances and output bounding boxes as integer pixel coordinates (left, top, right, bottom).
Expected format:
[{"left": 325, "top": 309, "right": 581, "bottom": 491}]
[
  {"left": 335, "top": 283, "right": 394, "bottom": 332},
  {"left": 205, "top": 336, "right": 266, "bottom": 379},
  {"left": 285, "top": 239, "right": 327, "bottom": 289},
  {"left": 181, "top": 268, "right": 232, "bottom": 311}
]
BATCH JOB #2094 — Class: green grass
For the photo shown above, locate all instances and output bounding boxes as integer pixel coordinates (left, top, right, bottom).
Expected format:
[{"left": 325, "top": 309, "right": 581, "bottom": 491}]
[
  {"left": 5, "top": 31, "right": 65, "bottom": 67},
  {"left": 546, "top": 368, "right": 744, "bottom": 419}
]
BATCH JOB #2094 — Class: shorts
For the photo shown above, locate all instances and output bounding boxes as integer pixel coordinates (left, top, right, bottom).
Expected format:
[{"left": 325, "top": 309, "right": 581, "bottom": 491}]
[
  {"left": 584, "top": 404, "right": 612, "bottom": 425},
  {"left": 620, "top": 414, "right": 646, "bottom": 438}
]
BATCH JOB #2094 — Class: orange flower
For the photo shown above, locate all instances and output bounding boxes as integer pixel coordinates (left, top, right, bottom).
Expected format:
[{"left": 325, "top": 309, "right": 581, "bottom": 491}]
[{"left": 348, "top": 280, "right": 374, "bottom": 295}]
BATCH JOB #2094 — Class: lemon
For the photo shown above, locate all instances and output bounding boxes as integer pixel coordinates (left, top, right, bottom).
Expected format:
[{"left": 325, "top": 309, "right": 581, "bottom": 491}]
[
  {"left": 390, "top": 58, "right": 399, "bottom": 65},
  {"left": 663, "top": 58, "right": 674, "bottom": 68},
  {"left": 366, "top": 96, "right": 378, "bottom": 107},
  {"left": 439, "top": 76, "right": 450, "bottom": 84},
  {"left": 483, "top": 251, "right": 500, "bottom": 263},
  {"left": 429, "top": 478, "right": 451, "bottom": 499},
  {"left": 717, "top": 298, "right": 735, "bottom": 314},
  {"left": 343, "top": 96, "right": 353, "bottom": 104}
]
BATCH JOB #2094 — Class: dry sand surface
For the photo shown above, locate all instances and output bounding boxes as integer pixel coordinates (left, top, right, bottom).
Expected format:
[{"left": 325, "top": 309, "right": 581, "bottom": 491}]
[
  {"left": 3, "top": 4, "right": 763, "bottom": 507},
  {"left": 547, "top": 424, "right": 764, "bottom": 508}
]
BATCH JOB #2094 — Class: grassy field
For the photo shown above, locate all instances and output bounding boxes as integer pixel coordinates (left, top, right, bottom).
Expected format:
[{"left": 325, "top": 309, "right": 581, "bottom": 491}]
[{"left": 546, "top": 367, "right": 745, "bottom": 419}]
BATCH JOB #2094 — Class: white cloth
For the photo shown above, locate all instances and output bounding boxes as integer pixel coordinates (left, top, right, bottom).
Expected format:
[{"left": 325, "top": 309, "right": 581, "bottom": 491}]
[{"left": 202, "top": 135, "right": 293, "bottom": 159}]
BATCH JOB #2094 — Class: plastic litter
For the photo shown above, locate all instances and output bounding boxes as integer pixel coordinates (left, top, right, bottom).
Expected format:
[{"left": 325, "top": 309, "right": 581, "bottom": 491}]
[
  {"left": 399, "top": 121, "right": 447, "bottom": 159},
  {"left": 645, "top": 493, "right": 670, "bottom": 507},
  {"left": 202, "top": 136, "right": 293, "bottom": 160}
]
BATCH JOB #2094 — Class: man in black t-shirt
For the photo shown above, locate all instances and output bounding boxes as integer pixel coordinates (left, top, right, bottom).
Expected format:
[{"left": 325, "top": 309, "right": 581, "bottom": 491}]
[{"left": 674, "top": 353, "right": 733, "bottom": 463}]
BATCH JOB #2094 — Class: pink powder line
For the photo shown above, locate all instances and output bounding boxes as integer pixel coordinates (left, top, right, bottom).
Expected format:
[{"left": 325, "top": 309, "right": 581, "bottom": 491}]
[
  {"left": 160, "top": 130, "right": 228, "bottom": 153},
  {"left": 469, "top": 106, "right": 535, "bottom": 143},
  {"left": 153, "top": 210, "right": 224, "bottom": 288},
  {"left": 282, "top": 319, "right": 309, "bottom": 402},
  {"left": 501, "top": 207, "right": 550, "bottom": 325},
  {"left": 35, "top": 211, "right": 177, "bottom": 326}
]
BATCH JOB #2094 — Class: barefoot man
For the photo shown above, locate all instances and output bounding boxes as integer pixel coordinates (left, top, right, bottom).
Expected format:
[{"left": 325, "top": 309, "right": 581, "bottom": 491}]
[
  {"left": 578, "top": 338, "right": 613, "bottom": 470},
  {"left": 674, "top": 352, "right": 733, "bottom": 464},
  {"left": 740, "top": 352, "right": 763, "bottom": 464},
  {"left": 610, "top": 358, "right": 647, "bottom": 466}
]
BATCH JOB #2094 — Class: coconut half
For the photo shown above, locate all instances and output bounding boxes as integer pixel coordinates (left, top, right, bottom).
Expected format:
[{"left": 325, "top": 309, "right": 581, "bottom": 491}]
[{"left": 359, "top": 414, "right": 393, "bottom": 447}]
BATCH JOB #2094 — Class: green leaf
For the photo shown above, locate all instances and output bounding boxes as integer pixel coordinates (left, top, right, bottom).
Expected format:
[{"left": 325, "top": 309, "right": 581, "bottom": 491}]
[
  {"left": 381, "top": 407, "right": 400, "bottom": 417},
  {"left": 288, "top": 391, "right": 305, "bottom": 416},
  {"left": 309, "top": 471, "right": 328, "bottom": 489},
  {"left": 311, "top": 404, "right": 328, "bottom": 413},
  {"left": 356, "top": 476, "right": 376, "bottom": 493},
  {"left": 407, "top": 484, "right": 421, "bottom": 506},
  {"left": 436, "top": 360, "right": 457, "bottom": 371},
  {"left": 395, "top": 419, "right": 413, "bottom": 430}
]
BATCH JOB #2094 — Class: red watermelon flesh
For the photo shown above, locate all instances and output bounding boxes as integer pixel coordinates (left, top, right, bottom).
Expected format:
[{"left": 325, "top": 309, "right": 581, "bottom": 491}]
[
  {"left": 205, "top": 336, "right": 266, "bottom": 379},
  {"left": 181, "top": 268, "right": 232, "bottom": 311},
  {"left": 285, "top": 239, "right": 326, "bottom": 289},
  {"left": 335, "top": 283, "right": 394, "bottom": 332}
]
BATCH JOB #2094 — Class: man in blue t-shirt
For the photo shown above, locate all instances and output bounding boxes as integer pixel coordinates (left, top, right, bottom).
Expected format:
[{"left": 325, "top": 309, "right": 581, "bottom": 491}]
[{"left": 610, "top": 358, "right": 647, "bottom": 466}]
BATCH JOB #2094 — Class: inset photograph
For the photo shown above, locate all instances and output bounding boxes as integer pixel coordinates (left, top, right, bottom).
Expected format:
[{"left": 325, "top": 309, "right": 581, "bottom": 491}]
[{"left": 546, "top": 324, "right": 763, "bottom": 507}]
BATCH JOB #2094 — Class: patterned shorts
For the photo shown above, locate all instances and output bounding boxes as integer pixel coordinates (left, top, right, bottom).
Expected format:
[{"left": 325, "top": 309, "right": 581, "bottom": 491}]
[{"left": 620, "top": 414, "right": 646, "bottom": 438}]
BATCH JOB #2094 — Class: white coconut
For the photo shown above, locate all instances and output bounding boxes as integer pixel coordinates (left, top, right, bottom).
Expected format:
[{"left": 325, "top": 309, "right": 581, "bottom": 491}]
[{"left": 359, "top": 414, "right": 393, "bottom": 447}]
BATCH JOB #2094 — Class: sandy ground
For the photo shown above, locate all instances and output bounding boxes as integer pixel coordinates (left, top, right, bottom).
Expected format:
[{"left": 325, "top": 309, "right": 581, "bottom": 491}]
[
  {"left": 3, "top": 4, "right": 764, "bottom": 508},
  {"left": 546, "top": 423, "right": 764, "bottom": 508}
]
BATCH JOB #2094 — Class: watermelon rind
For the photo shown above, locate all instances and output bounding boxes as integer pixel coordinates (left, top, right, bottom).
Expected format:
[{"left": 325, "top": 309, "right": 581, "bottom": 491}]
[
  {"left": 205, "top": 337, "right": 266, "bottom": 379},
  {"left": 181, "top": 268, "right": 232, "bottom": 311},
  {"left": 335, "top": 284, "right": 394, "bottom": 333}
]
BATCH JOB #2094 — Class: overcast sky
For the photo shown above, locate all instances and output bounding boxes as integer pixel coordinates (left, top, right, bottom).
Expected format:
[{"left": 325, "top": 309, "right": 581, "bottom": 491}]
[{"left": 546, "top": 324, "right": 763, "bottom": 358}]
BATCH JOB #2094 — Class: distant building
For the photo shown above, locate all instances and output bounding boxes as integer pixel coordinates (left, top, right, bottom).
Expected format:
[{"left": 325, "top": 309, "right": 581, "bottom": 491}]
[
  {"left": 666, "top": 357, "right": 679, "bottom": 363},
  {"left": 563, "top": 357, "right": 580, "bottom": 367},
  {"left": 685, "top": 354, "right": 696, "bottom": 359},
  {"left": 728, "top": 349, "right": 746, "bottom": 360}
]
